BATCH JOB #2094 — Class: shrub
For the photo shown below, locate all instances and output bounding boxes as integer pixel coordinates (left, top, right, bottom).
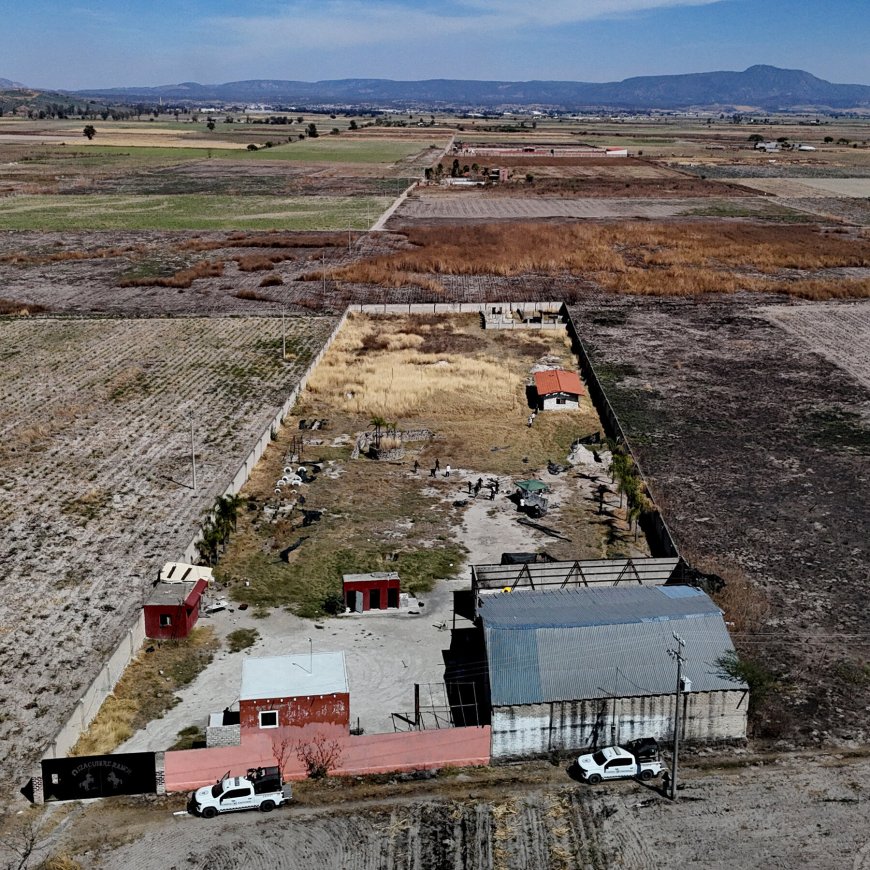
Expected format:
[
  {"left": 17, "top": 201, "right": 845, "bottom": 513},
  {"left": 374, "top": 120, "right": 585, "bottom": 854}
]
[
  {"left": 322, "top": 591, "right": 345, "bottom": 615},
  {"left": 227, "top": 627, "right": 259, "bottom": 652}
]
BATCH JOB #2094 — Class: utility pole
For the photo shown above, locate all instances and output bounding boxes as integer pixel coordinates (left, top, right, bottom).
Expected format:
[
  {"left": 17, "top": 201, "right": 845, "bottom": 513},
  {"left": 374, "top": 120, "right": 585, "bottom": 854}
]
[
  {"left": 190, "top": 418, "right": 197, "bottom": 493},
  {"left": 281, "top": 305, "right": 286, "bottom": 361},
  {"left": 668, "top": 632, "right": 686, "bottom": 800},
  {"left": 321, "top": 250, "right": 326, "bottom": 296}
]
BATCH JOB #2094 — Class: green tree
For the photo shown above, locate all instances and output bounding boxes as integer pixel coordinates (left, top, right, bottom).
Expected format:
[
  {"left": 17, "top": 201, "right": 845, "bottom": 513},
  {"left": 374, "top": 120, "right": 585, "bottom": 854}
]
[
  {"left": 82, "top": 124, "right": 96, "bottom": 140},
  {"left": 348, "top": 119, "right": 358, "bottom": 130},
  {"left": 306, "top": 122, "right": 319, "bottom": 138},
  {"left": 206, "top": 118, "right": 216, "bottom": 131}
]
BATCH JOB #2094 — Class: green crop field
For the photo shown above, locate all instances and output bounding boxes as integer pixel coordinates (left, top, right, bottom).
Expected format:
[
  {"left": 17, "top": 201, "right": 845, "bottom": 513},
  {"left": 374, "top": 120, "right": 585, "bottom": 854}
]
[
  {"left": 234, "top": 136, "right": 441, "bottom": 164},
  {"left": 0, "top": 193, "right": 393, "bottom": 230}
]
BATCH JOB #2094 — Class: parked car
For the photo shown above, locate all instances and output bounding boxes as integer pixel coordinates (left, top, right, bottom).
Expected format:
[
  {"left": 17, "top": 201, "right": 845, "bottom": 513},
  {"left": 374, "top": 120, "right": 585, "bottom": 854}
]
[
  {"left": 188, "top": 766, "right": 292, "bottom": 818},
  {"left": 575, "top": 741, "right": 664, "bottom": 784}
]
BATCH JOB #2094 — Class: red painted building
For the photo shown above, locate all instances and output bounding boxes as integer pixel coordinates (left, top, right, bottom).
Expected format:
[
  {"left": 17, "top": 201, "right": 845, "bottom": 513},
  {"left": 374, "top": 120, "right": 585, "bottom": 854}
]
[
  {"left": 343, "top": 571, "right": 401, "bottom": 612},
  {"left": 239, "top": 652, "right": 350, "bottom": 731},
  {"left": 144, "top": 578, "right": 208, "bottom": 640}
]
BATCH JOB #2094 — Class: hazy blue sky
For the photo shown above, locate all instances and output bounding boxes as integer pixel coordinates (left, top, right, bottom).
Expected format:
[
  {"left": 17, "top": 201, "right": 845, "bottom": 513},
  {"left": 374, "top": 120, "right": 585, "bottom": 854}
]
[{"left": 6, "top": 0, "right": 869, "bottom": 88}]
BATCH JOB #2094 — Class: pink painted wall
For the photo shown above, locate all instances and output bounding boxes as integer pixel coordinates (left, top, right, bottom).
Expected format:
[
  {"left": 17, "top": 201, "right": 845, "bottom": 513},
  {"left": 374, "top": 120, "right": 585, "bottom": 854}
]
[{"left": 165, "top": 724, "right": 491, "bottom": 792}]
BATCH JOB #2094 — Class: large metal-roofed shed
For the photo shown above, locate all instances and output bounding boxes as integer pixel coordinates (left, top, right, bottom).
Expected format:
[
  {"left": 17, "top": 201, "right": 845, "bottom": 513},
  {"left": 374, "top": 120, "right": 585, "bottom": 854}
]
[
  {"left": 479, "top": 586, "right": 747, "bottom": 758},
  {"left": 472, "top": 556, "right": 679, "bottom": 612}
]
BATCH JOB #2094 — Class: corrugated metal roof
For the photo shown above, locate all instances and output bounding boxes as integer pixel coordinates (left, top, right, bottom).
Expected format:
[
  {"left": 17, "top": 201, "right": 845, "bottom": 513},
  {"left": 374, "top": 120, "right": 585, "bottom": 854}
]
[
  {"left": 479, "top": 586, "right": 718, "bottom": 629},
  {"left": 480, "top": 587, "right": 744, "bottom": 705},
  {"left": 533, "top": 369, "right": 584, "bottom": 397},
  {"left": 240, "top": 652, "right": 348, "bottom": 701}
]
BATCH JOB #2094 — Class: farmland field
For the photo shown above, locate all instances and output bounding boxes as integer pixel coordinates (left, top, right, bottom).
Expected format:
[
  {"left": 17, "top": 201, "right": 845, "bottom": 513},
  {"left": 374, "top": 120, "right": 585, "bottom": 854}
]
[
  {"left": 0, "top": 314, "right": 337, "bottom": 786},
  {"left": 567, "top": 292, "right": 870, "bottom": 744},
  {"left": 0, "top": 193, "right": 392, "bottom": 230},
  {"left": 759, "top": 300, "right": 870, "bottom": 389}
]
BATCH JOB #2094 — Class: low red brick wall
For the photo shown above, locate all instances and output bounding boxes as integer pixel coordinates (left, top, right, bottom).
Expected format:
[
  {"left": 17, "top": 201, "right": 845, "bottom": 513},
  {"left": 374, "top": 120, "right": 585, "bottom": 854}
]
[{"left": 164, "top": 724, "right": 491, "bottom": 792}]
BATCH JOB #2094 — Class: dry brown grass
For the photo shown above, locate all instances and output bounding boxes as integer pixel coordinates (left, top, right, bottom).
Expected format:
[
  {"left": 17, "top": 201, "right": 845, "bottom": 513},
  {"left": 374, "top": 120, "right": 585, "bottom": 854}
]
[
  {"left": 235, "top": 288, "right": 274, "bottom": 301},
  {"left": 307, "top": 313, "right": 534, "bottom": 419},
  {"left": 118, "top": 259, "right": 225, "bottom": 288},
  {"left": 302, "top": 313, "right": 597, "bottom": 475},
  {"left": 259, "top": 273, "right": 284, "bottom": 287},
  {"left": 236, "top": 252, "right": 295, "bottom": 271},
  {"left": 178, "top": 231, "right": 354, "bottom": 252},
  {"left": 0, "top": 245, "right": 143, "bottom": 266},
  {"left": 0, "top": 297, "right": 48, "bottom": 315},
  {"left": 705, "top": 564, "right": 771, "bottom": 635},
  {"left": 70, "top": 627, "right": 219, "bottom": 756},
  {"left": 327, "top": 222, "right": 870, "bottom": 300}
]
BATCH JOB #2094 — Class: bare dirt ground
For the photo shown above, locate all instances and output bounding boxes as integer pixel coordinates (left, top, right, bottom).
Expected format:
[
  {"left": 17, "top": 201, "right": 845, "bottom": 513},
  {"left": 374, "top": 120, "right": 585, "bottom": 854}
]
[
  {"left": 390, "top": 193, "right": 711, "bottom": 223},
  {"left": 567, "top": 292, "right": 870, "bottom": 745},
  {"left": 732, "top": 177, "right": 870, "bottom": 198},
  {"left": 12, "top": 750, "right": 870, "bottom": 869},
  {"left": 759, "top": 299, "right": 870, "bottom": 391},
  {"left": 0, "top": 315, "right": 337, "bottom": 789},
  {"left": 0, "top": 230, "right": 399, "bottom": 316}
]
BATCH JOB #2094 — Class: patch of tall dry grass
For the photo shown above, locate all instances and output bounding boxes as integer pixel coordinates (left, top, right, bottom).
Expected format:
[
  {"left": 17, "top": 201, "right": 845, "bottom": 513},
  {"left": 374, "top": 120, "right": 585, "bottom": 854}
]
[
  {"left": 306, "top": 314, "right": 565, "bottom": 420},
  {"left": 326, "top": 222, "right": 870, "bottom": 300},
  {"left": 118, "top": 259, "right": 224, "bottom": 288}
]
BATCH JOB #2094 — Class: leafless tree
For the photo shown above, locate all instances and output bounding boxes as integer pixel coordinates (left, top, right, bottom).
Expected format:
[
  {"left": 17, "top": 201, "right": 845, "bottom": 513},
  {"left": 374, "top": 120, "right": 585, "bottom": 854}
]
[{"left": 295, "top": 734, "right": 343, "bottom": 779}]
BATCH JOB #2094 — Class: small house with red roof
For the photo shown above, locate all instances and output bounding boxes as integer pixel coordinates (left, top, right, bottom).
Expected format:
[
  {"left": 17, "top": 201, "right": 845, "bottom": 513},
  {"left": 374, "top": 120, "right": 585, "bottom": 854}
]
[{"left": 533, "top": 369, "right": 585, "bottom": 411}]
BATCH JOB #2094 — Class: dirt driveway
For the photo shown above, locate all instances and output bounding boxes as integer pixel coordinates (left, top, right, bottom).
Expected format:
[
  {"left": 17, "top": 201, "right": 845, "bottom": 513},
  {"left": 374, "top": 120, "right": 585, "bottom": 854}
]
[{"left": 18, "top": 750, "right": 870, "bottom": 869}]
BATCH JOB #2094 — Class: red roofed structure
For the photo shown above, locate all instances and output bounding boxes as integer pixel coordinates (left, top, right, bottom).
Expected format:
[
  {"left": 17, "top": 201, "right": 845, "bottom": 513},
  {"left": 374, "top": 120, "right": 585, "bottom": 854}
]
[
  {"left": 533, "top": 369, "right": 584, "bottom": 410},
  {"left": 144, "top": 577, "right": 208, "bottom": 640}
]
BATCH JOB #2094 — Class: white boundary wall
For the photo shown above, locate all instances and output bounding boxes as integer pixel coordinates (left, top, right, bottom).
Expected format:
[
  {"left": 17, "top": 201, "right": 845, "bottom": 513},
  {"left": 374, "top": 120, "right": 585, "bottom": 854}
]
[{"left": 43, "top": 310, "right": 350, "bottom": 761}]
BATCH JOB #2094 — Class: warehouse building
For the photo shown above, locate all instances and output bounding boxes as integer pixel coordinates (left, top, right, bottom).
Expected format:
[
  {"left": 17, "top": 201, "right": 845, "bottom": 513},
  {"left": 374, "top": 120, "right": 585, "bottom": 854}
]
[{"left": 479, "top": 586, "right": 747, "bottom": 759}]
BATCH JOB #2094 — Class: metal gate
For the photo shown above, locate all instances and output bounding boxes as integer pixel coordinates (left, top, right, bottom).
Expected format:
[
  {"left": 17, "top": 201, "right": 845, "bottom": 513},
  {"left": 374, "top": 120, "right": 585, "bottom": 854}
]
[{"left": 41, "top": 752, "right": 157, "bottom": 802}]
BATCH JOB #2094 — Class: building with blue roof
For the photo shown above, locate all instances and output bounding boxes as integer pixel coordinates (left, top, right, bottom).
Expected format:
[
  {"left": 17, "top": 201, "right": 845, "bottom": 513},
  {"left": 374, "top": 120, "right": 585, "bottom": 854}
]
[{"left": 478, "top": 586, "right": 747, "bottom": 759}]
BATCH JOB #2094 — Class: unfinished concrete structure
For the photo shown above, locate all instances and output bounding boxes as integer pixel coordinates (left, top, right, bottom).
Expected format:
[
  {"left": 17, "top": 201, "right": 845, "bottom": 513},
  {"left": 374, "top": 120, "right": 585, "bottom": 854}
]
[
  {"left": 479, "top": 586, "right": 747, "bottom": 759},
  {"left": 472, "top": 556, "right": 680, "bottom": 613}
]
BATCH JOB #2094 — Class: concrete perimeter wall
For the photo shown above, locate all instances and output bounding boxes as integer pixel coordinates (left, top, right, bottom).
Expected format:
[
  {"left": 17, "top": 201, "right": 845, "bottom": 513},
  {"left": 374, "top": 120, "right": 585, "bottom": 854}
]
[
  {"left": 562, "top": 305, "right": 681, "bottom": 560},
  {"left": 43, "top": 612, "right": 146, "bottom": 759},
  {"left": 491, "top": 690, "right": 747, "bottom": 760},
  {"left": 165, "top": 724, "right": 491, "bottom": 792},
  {"left": 347, "top": 301, "right": 562, "bottom": 316},
  {"left": 43, "top": 312, "right": 350, "bottom": 763}
]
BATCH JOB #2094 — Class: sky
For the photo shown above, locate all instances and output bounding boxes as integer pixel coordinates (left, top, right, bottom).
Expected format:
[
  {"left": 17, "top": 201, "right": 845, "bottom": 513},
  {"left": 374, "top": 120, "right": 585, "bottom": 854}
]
[{"left": 5, "top": 0, "right": 869, "bottom": 89}]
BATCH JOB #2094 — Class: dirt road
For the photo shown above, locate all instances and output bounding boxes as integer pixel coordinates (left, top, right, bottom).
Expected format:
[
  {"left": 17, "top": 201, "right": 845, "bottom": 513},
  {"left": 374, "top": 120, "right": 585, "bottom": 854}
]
[{"left": 19, "top": 750, "right": 870, "bottom": 869}]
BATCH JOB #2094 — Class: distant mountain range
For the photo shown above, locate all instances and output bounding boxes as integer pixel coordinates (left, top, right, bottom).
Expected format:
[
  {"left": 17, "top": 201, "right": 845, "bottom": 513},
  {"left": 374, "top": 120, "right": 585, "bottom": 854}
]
[
  {"left": 0, "top": 77, "right": 27, "bottom": 89},
  {"left": 6, "top": 66, "right": 870, "bottom": 111}
]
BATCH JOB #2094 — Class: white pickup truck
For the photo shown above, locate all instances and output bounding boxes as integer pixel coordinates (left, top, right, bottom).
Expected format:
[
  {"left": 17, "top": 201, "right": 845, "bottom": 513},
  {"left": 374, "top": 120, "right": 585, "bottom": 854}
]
[
  {"left": 189, "top": 767, "right": 292, "bottom": 818},
  {"left": 575, "top": 739, "right": 664, "bottom": 784}
]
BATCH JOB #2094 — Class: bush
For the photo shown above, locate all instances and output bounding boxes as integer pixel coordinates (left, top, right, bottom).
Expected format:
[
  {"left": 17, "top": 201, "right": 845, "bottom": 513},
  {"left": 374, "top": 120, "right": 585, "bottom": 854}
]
[
  {"left": 227, "top": 627, "right": 259, "bottom": 652},
  {"left": 322, "top": 591, "right": 345, "bottom": 615},
  {"left": 247, "top": 143, "right": 258, "bottom": 151},
  {"left": 716, "top": 650, "right": 777, "bottom": 716}
]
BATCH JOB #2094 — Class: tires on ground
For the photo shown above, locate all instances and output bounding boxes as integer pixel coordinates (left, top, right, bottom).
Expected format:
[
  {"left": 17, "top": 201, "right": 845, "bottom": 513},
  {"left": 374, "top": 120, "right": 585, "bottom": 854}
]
[
  {"left": 201, "top": 806, "right": 218, "bottom": 819},
  {"left": 260, "top": 800, "right": 276, "bottom": 812}
]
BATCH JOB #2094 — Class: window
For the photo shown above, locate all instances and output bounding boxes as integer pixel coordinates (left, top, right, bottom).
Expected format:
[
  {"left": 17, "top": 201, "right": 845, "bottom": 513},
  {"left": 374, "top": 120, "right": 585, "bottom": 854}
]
[
  {"left": 159, "top": 614, "right": 172, "bottom": 627},
  {"left": 259, "top": 710, "right": 279, "bottom": 728},
  {"left": 556, "top": 397, "right": 566, "bottom": 405},
  {"left": 220, "top": 788, "right": 250, "bottom": 801},
  {"left": 606, "top": 757, "right": 633, "bottom": 769}
]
